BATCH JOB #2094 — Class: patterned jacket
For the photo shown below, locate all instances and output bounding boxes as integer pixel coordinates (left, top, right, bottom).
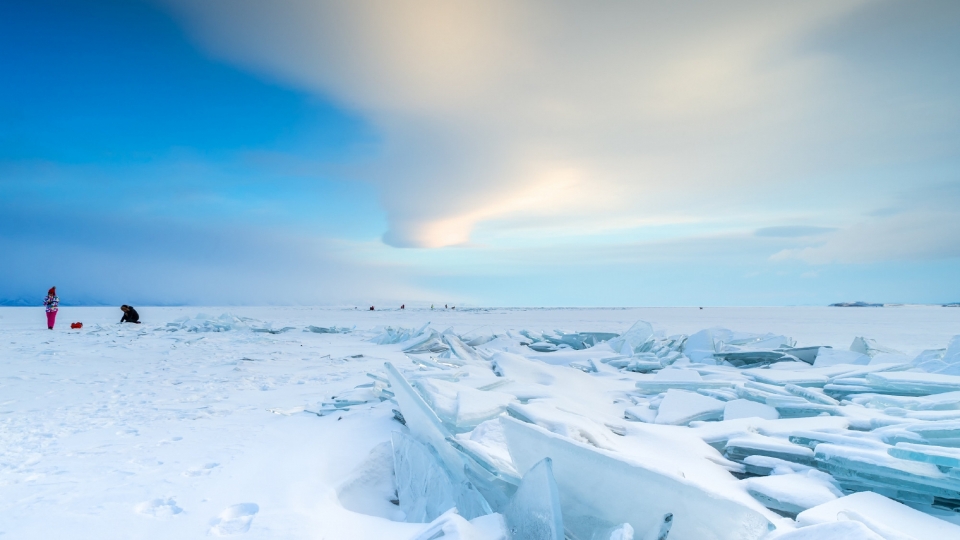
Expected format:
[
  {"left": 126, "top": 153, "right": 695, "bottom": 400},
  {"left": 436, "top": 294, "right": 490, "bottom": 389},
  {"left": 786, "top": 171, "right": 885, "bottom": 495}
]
[{"left": 43, "top": 295, "right": 59, "bottom": 313}]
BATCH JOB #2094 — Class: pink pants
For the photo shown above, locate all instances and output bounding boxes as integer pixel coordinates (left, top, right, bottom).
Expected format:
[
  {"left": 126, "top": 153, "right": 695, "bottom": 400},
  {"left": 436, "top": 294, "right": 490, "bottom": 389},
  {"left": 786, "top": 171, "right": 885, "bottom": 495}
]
[{"left": 46, "top": 311, "right": 57, "bottom": 329}]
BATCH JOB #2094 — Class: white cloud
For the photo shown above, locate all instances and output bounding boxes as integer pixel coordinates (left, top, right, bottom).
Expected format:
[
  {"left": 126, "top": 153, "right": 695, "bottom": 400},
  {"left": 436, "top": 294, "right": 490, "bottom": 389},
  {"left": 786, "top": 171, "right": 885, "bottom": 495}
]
[
  {"left": 160, "top": 0, "right": 959, "bottom": 253},
  {"left": 771, "top": 185, "right": 960, "bottom": 264}
]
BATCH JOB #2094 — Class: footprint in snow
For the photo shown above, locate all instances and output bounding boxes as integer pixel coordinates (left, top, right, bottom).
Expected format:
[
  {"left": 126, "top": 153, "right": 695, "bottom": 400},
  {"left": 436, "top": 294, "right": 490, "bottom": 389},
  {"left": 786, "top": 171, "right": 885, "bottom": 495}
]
[
  {"left": 210, "top": 503, "right": 259, "bottom": 536},
  {"left": 135, "top": 498, "right": 183, "bottom": 518},
  {"left": 183, "top": 462, "right": 219, "bottom": 477}
]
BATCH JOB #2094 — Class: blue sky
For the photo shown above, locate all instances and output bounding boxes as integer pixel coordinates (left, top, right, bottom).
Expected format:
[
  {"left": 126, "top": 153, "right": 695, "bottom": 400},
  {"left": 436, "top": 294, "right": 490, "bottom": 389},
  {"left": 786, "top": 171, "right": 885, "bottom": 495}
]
[{"left": 2, "top": 0, "right": 959, "bottom": 306}]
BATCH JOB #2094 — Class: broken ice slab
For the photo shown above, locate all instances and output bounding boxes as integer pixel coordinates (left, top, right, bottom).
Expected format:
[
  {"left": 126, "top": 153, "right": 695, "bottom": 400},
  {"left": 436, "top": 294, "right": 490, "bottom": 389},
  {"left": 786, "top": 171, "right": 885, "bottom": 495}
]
[
  {"left": 544, "top": 331, "right": 620, "bottom": 351},
  {"left": 913, "top": 336, "right": 960, "bottom": 375},
  {"left": 607, "top": 320, "right": 655, "bottom": 356},
  {"left": 634, "top": 371, "right": 736, "bottom": 394},
  {"left": 850, "top": 336, "right": 903, "bottom": 358},
  {"left": 813, "top": 443, "right": 960, "bottom": 500},
  {"left": 740, "top": 455, "right": 816, "bottom": 476},
  {"left": 864, "top": 371, "right": 960, "bottom": 396},
  {"left": 441, "top": 330, "right": 487, "bottom": 364},
  {"left": 813, "top": 347, "right": 870, "bottom": 367},
  {"left": 783, "top": 384, "right": 839, "bottom": 405},
  {"left": 502, "top": 458, "right": 564, "bottom": 540},
  {"left": 653, "top": 390, "right": 724, "bottom": 425},
  {"left": 385, "top": 361, "right": 461, "bottom": 465},
  {"left": 723, "top": 434, "right": 816, "bottom": 466},
  {"left": 501, "top": 417, "right": 773, "bottom": 540},
  {"left": 371, "top": 322, "right": 430, "bottom": 345},
  {"left": 735, "top": 384, "right": 785, "bottom": 404},
  {"left": 623, "top": 360, "right": 663, "bottom": 373},
  {"left": 714, "top": 350, "right": 797, "bottom": 368},
  {"left": 687, "top": 416, "right": 849, "bottom": 452},
  {"left": 507, "top": 401, "right": 618, "bottom": 450},
  {"left": 455, "top": 388, "right": 516, "bottom": 430},
  {"left": 682, "top": 329, "right": 719, "bottom": 363},
  {"left": 682, "top": 328, "right": 793, "bottom": 364},
  {"left": 403, "top": 329, "right": 451, "bottom": 354},
  {"left": 743, "top": 369, "right": 830, "bottom": 387},
  {"left": 623, "top": 405, "right": 658, "bottom": 424},
  {"left": 763, "top": 398, "right": 839, "bottom": 419},
  {"left": 778, "top": 346, "right": 823, "bottom": 365},
  {"left": 410, "top": 355, "right": 459, "bottom": 371},
  {"left": 743, "top": 471, "right": 842, "bottom": 516},
  {"left": 412, "top": 378, "right": 516, "bottom": 431},
  {"left": 743, "top": 380, "right": 793, "bottom": 396},
  {"left": 723, "top": 399, "right": 779, "bottom": 421},
  {"left": 876, "top": 420, "right": 960, "bottom": 446},
  {"left": 452, "top": 420, "right": 520, "bottom": 481},
  {"left": 787, "top": 430, "right": 886, "bottom": 451},
  {"left": 849, "top": 390, "right": 960, "bottom": 411},
  {"left": 824, "top": 362, "right": 910, "bottom": 380},
  {"left": 889, "top": 442, "right": 960, "bottom": 468},
  {"left": 528, "top": 342, "right": 560, "bottom": 353},
  {"left": 392, "top": 431, "right": 491, "bottom": 523},
  {"left": 797, "top": 491, "right": 960, "bottom": 538},
  {"left": 696, "top": 388, "right": 739, "bottom": 401},
  {"left": 304, "top": 325, "right": 353, "bottom": 333},
  {"left": 384, "top": 362, "right": 498, "bottom": 519},
  {"left": 882, "top": 407, "right": 960, "bottom": 422}
]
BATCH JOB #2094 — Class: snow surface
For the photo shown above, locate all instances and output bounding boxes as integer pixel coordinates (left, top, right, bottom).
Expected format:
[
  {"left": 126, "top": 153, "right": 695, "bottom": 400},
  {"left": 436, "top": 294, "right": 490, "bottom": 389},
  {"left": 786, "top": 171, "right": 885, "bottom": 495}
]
[{"left": 2, "top": 305, "right": 960, "bottom": 539}]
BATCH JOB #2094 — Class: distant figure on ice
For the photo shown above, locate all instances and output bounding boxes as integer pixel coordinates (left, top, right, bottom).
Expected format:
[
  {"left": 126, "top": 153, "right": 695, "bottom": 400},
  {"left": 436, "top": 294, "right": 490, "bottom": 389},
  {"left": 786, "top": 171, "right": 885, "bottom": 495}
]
[
  {"left": 400, "top": 304, "right": 405, "bottom": 310},
  {"left": 43, "top": 287, "right": 59, "bottom": 329},
  {"left": 369, "top": 306, "right": 375, "bottom": 311},
  {"left": 120, "top": 305, "right": 140, "bottom": 324}
]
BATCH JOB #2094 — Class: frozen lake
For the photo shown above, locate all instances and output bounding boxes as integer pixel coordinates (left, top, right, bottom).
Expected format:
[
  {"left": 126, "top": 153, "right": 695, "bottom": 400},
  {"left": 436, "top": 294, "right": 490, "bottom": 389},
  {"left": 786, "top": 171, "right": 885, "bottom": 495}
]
[{"left": 1, "top": 306, "right": 959, "bottom": 539}]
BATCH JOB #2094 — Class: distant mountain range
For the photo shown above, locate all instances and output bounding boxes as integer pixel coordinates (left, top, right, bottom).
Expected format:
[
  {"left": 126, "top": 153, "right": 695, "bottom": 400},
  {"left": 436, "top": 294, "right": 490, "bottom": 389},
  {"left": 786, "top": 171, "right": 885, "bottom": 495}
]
[{"left": 0, "top": 298, "right": 35, "bottom": 307}]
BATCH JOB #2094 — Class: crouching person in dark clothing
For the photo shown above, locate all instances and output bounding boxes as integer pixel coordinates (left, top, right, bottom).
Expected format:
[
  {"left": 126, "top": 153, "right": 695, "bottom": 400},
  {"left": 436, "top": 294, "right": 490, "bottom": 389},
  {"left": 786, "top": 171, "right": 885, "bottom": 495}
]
[{"left": 120, "top": 305, "right": 140, "bottom": 324}]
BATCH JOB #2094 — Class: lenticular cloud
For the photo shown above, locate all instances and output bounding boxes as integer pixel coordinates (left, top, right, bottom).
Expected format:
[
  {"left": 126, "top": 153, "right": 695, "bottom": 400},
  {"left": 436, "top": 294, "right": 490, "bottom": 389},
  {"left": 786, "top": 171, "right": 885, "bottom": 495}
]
[{"left": 164, "top": 0, "right": 918, "bottom": 249}]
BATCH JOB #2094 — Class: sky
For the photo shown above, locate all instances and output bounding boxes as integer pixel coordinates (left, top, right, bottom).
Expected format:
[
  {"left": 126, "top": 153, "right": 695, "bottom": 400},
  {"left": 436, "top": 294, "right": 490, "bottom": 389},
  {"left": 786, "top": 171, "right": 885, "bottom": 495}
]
[{"left": 2, "top": 0, "right": 959, "bottom": 307}]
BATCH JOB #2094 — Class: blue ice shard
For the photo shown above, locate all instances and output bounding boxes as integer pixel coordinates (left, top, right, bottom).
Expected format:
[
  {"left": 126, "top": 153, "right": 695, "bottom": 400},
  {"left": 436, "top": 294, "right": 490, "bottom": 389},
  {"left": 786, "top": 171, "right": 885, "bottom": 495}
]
[
  {"left": 391, "top": 430, "right": 460, "bottom": 522},
  {"left": 608, "top": 321, "right": 655, "bottom": 356},
  {"left": 503, "top": 458, "right": 564, "bottom": 540},
  {"left": 385, "top": 362, "right": 494, "bottom": 520}
]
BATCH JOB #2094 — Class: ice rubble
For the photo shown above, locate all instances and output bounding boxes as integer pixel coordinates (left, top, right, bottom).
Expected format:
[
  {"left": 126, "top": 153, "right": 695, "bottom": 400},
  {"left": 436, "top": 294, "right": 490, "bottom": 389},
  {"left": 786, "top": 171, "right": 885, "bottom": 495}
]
[
  {"left": 355, "top": 320, "right": 960, "bottom": 539},
  {"left": 164, "top": 313, "right": 297, "bottom": 333}
]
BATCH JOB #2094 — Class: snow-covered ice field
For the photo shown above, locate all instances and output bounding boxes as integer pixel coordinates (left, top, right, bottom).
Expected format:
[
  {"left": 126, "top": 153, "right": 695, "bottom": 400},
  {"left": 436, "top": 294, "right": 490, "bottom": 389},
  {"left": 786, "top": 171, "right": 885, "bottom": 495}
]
[{"left": 2, "top": 306, "right": 960, "bottom": 539}]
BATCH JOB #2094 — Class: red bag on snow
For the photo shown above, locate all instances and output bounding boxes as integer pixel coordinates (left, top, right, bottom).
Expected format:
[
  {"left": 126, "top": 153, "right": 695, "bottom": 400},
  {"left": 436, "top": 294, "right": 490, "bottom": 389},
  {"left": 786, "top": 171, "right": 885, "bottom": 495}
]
[{"left": 71, "top": 322, "right": 83, "bottom": 329}]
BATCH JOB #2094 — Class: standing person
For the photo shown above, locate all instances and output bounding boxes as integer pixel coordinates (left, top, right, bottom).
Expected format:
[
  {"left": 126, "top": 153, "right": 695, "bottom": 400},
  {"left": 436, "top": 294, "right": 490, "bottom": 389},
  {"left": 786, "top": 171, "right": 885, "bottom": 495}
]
[
  {"left": 120, "top": 305, "right": 140, "bottom": 324},
  {"left": 43, "top": 287, "right": 59, "bottom": 329}
]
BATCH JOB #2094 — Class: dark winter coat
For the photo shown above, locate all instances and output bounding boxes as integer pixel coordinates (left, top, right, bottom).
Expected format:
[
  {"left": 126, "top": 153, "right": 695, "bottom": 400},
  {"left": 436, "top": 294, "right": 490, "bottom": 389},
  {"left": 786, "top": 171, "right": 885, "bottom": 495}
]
[{"left": 121, "top": 307, "right": 140, "bottom": 323}]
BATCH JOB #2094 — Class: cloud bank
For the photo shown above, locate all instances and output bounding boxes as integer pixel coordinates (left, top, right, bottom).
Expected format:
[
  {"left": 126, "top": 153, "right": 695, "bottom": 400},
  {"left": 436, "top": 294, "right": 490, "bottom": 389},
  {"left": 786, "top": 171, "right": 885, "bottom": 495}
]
[{"left": 161, "top": 0, "right": 960, "bottom": 257}]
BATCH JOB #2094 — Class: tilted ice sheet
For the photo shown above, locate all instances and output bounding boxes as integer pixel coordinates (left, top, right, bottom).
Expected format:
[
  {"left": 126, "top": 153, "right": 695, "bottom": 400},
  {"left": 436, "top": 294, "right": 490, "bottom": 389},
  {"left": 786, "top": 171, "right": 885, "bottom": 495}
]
[
  {"left": 655, "top": 390, "right": 725, "bottom": 425},
  {"left": 742, "top": 471, "right": 841, "bottom": 515},
  {"left": 501, "top": 417, "right": 773, "bottom": 540}
]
